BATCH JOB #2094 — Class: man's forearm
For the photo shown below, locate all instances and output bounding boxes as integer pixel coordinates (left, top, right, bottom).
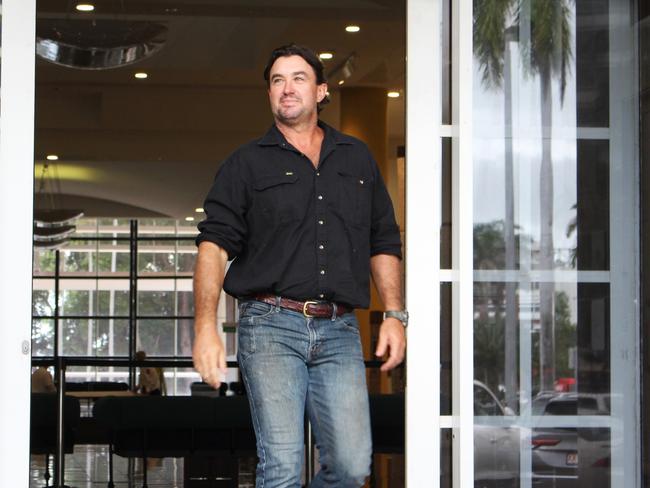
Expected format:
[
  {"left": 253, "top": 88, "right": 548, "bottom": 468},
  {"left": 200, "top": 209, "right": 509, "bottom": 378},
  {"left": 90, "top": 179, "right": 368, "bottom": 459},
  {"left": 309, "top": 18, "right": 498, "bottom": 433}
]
[
  {"left": 370, "top": 254, "right": 403, "bottom": 310},
  {"left": 193, "top": 241, "right": 229, "bottom": 333}
]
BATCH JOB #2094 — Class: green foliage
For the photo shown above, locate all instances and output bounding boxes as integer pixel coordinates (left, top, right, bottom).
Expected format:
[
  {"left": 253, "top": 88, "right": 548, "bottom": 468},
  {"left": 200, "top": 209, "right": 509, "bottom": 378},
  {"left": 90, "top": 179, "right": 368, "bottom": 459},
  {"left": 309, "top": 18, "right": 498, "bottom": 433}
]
[
  {"left": 474, "top": 220, "right": 531, "bottom": 269},
  {"left": 554, "top": 290, "right": 576, "bottom": 377},
  {"left": 525, "top": 0, "right": 573, "bottom": 101},
  {"left": 474, "top": 0, "right": 516, "bottom": 87},
  {"left": 474, "top": 0, "right": 574, "bottom": 103}
]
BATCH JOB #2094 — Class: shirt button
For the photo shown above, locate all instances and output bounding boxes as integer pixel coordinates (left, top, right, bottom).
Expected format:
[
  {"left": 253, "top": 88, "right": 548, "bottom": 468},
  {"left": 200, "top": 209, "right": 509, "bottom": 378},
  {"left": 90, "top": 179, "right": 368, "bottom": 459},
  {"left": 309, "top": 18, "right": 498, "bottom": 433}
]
[
  {"left": 320, "top": 269, "right": 326, "bottom": 275},
  {"left": 319, "top": 294, "right": 325, "bottom": 299},
  {"left": 318, "top": 244, "right": 324, "bottom": 250},
  {"left": 359, "top": 179, "right": 364, "bottom": 185},
  {"left": 318, "top": 195, "right": 323, "bottom": 200},
  {"left": 316, "top": 172, "right": 320, "bottom": 176},
  {"left": 318, "top": 220, "right": 324, "bottom": 225}
]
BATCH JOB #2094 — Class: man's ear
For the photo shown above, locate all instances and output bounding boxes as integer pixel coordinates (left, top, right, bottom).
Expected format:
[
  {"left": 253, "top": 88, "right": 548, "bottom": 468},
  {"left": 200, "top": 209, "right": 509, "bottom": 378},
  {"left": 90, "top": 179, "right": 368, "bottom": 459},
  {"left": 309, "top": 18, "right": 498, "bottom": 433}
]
[{"left": 317, "top": 83, "right": 328, "bottom": 102}]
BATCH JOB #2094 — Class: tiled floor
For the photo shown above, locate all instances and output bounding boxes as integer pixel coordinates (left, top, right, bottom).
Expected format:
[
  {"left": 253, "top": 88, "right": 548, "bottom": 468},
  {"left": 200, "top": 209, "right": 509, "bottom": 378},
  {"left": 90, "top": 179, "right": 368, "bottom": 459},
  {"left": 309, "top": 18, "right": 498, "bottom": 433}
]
[{"left": 30, "top": 445, "right": 255, "bottom": 488}]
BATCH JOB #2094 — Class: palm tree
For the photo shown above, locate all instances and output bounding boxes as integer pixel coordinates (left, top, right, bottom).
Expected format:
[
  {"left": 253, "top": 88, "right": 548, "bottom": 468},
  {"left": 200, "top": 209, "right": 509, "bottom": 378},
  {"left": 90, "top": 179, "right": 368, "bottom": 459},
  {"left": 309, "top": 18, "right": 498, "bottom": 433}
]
[
  {"left": 524, "top": 0, "right": 573, "bottom": 391},
  {"left": 473, "top": 0, "right": 573, "bottom": 396}
]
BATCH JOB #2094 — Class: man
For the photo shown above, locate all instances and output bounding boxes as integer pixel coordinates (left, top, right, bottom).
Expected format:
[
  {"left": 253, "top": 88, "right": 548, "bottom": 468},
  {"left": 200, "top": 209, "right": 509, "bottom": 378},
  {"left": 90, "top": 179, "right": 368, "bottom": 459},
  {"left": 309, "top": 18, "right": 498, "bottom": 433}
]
[{"left": 193, "top": 44, "right": 407, "bottom": 488}]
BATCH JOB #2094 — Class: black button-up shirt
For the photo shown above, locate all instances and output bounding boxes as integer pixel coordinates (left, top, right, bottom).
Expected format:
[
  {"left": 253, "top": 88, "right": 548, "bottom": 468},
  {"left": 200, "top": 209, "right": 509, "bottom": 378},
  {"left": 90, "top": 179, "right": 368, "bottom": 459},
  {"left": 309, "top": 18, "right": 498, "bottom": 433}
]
[{"left": 196, "top": 121, "right": 402, "bottom": 309}]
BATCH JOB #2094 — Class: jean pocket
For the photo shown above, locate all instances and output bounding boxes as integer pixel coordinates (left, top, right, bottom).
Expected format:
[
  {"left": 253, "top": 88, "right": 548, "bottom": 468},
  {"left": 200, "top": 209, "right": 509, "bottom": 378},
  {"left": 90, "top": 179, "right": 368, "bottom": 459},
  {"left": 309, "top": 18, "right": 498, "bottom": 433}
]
[
  {"left": 237, "top": 323, "right": 256, "bottom": 362},
  {"left": 239, "top": 300, "right": 276, "bottom": 322},
  {"left": 339, "top": 313, "right": 360, "bottom": 333}
]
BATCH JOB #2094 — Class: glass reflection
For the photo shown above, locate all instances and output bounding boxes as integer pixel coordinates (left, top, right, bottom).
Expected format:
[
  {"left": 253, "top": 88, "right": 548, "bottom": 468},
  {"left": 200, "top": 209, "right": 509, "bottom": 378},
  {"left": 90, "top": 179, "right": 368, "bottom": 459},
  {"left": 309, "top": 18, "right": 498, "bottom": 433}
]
[{"left": 471, "top": 0, "right": 633, "bottom": 485}]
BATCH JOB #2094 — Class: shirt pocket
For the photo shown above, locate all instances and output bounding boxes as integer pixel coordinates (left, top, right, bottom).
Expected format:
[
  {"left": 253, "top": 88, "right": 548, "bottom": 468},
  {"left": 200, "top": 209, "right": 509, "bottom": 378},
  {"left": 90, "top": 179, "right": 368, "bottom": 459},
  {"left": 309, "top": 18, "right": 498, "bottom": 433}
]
[
  {"left": 252, "top": 174, "right": 300, "bottom": 224},
  {"left": 337, "top": 170, "right": 372, "bottom": 227}
]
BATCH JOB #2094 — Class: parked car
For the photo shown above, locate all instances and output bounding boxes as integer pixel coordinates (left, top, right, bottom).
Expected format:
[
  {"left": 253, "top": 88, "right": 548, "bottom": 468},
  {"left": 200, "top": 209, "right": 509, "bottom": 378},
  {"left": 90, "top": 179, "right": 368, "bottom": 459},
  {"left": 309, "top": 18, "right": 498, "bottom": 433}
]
[
  {"left": 531, "top": 392, "right": 611, "bottom": 488},
  {"left": 474, "top": 380, "right": 521, "bottom": 488}
]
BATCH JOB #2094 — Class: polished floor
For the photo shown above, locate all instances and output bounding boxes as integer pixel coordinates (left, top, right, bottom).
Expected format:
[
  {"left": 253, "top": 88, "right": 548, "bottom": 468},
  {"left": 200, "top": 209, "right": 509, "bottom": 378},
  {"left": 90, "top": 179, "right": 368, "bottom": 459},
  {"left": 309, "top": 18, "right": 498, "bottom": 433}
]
[{"left": 30, "top": 445, "right": 256, "bottom": 488}]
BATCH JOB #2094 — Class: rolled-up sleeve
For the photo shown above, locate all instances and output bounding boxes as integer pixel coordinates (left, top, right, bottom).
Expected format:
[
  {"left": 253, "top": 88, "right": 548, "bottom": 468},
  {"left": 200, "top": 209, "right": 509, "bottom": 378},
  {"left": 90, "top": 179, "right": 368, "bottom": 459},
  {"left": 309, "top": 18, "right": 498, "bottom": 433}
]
[
  {"left": 369, "top": 155, "right": 403, "bottom": 259},
  {"left": 196, "top": 154, "right": 249, "bottom": 260}
]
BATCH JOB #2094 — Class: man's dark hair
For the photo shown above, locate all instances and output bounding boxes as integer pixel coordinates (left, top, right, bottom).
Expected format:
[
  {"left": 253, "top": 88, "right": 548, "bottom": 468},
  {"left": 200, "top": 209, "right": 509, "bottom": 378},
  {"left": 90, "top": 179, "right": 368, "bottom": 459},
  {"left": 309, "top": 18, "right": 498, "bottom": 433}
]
[{"left": 263, "top": 43, "right": 330, "bottom": 112}]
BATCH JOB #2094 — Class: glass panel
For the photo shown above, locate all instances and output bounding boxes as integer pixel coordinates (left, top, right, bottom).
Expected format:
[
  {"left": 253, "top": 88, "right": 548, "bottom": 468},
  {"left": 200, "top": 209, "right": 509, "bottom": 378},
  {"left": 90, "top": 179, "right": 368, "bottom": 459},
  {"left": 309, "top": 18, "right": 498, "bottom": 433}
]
[
  {"left": 441, "top": 138, "right": 452, "bottom": 269},
  {"left": 93, "top": 319, "right": 129, "bottom": 356},
  {"left": 176, "top": 319, "right": 194, "bottom": 357},
  {"left": 97, "top": 218, "right": 131, "bottom": 237},
  {"left": 61, "top": 318, "right": 91, "bottom": 355},
  {"left": 441, "top": 282, "right": 452, "bottom": 415},
  {"left": 59, "top": 279, "right": 130, "bottom": 316},
  {"left": 177, "top": 218, "right": 200, "bottom": 237},
  {"left": 177, "top": 240, "right": 197, "bottom": 275},
  {"left": 32, "top": 319, "right": 55, "bottom": 356},
  {"left": 137, "top": 278, "right": 192, "bottom": 316},
  {"left": 59, "top": 241, "right": 97, "bottom": 276},
  {"left": 32, "top": 279, "right": 55, "bottom": 316},
  {"left": 137, "top": 319, "right": 175, "bottom": 356},
  {"left": 441, "top": 428, "right": 452, "bottom": 488},
  {"left": 33, "top": 248, "right": 56, "bottom": 276},
  {"left": 137, "top": 278, "right": 175, "bottom": 316},
  {"left": 61, "top": 318, "right": 129, "bottom": 357},
  {"left": 473, "top": 281, "right": 609, "bottom": 412},
  {"left": 138, "top": 240, "right": 176, "bottom": 275},
  {"left": 471, "top": 0, "right": 637, "bottom": 486},
  {"left": 442, "top": 0, "right": 452, "bottom": 125},
  {"left": 177, "top": 287, "right": 194, "bottom": 316},
  {"left": 97, "top": 240, "right": 130, "bottom": 276},
  {"left": 66, "top": 365, "right": 130, "bottom": 384},
  {"left": 138, "top": 218, "right": 177, "bottom": 237},
  {"left": 72, "top": 218, "right": 99, "bottom": 238}
]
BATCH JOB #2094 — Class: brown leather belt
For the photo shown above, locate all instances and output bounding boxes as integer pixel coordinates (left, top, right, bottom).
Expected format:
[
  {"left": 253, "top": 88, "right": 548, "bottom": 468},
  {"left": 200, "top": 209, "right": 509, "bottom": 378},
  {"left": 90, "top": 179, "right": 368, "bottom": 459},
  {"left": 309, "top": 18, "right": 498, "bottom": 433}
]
[{"left": 253, "top": 293, "right": 353, "bottom": 318}]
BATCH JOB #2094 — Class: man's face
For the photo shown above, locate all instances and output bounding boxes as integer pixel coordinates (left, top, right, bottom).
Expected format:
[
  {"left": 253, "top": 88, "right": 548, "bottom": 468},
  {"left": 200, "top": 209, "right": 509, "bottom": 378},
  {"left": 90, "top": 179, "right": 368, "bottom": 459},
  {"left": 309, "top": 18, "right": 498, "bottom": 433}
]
[{"left": 268, "top": 55, "right": 327, "bottom": 125}]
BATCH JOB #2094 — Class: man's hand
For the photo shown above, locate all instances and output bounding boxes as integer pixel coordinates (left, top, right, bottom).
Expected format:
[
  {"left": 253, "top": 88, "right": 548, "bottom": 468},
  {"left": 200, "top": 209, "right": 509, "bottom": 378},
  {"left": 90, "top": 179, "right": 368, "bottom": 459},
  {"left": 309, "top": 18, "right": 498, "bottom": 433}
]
[
  {"left": 192, "top": 325, "right": 227, "bottom": 389},
  {"left": 375, "top": 318, "right": 406, "bottom": 371}
]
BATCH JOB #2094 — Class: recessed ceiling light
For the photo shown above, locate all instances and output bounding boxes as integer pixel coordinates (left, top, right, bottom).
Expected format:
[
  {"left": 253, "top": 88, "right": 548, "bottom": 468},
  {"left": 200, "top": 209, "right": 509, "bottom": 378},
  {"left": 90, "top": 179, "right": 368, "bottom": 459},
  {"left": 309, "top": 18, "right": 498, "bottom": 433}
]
[
  {"left": 134, "top": 72, "right": 148, "bottom": 79},
  {"left": 185, "top": 216, "right": 195, "bottom": 222},
  {"left": 195, "top": 207, "right": 204, "bottom": 213},
  {"left": 46, "top": 154, "right": 59, "bottom": 161},
  {"left": 318, "top": 52, "right": 334, "bottom": 60},
  {"left": 345, "top": 25, "right": 361, "bottom": 33},
  {"left": 387, "top": 91, "right": 401, "bottom": 98},
  {"left": 75, "top": 3, "right": 95, "bottom": 12},
  {"left": 338, "top": 80, "right": 345, "bottom": 86}
]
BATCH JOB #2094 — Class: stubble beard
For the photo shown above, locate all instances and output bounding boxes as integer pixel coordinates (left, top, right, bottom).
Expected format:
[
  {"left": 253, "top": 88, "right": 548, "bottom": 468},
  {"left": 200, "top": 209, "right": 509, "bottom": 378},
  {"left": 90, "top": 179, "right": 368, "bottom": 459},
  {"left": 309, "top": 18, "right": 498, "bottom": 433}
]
[{"left": 274, "top": 98, "right": 316, "bottom": 127}]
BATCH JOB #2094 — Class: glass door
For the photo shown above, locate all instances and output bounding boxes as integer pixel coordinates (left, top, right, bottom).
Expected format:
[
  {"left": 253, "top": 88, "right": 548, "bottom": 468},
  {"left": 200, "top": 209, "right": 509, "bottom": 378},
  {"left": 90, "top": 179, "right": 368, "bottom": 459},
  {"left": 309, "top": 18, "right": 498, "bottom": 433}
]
[{"left": 406, "top": 0, "right": 641, "bottom": 486}]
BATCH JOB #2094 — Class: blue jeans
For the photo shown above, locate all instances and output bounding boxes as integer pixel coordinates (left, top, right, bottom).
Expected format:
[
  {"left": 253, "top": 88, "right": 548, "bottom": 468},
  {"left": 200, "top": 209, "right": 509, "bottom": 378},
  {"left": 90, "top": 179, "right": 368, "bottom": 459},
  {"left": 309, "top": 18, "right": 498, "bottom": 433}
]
[{"left": 237, "top": 299, "right": 372, "bottom": 488}]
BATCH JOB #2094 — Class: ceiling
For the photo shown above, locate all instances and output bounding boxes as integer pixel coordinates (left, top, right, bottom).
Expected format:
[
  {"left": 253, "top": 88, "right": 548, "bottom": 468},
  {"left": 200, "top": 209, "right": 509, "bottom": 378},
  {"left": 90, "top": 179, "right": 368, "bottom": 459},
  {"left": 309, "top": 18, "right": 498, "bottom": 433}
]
[{"left": 35, "top": 0, "right": 406, "bottom": 219}]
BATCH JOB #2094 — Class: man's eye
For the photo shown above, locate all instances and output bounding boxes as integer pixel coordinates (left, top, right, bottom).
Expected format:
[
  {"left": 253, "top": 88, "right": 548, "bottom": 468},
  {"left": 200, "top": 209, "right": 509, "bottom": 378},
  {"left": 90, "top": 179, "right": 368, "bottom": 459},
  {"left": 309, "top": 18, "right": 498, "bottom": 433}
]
[{"left": 295, "top": 77, "right": 304, "bottom": 82}]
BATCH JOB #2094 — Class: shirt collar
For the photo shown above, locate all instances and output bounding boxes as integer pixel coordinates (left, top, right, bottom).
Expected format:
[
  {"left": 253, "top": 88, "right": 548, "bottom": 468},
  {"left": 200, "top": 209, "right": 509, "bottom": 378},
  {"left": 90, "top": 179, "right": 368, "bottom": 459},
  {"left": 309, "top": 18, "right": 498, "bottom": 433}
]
[{"left": 257, "top": 120, "right": 354, "bottom": 148}]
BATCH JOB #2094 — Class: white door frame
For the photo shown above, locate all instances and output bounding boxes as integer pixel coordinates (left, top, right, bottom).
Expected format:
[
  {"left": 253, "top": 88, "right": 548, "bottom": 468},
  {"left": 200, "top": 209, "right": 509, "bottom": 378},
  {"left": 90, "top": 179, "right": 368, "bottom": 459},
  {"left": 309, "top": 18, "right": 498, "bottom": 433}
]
[
  {"left": 405, "top": 0, "right": 443, "bottom": 485},
  {"left": 0, "top": 0, "right": 37, "bottom": 485}
]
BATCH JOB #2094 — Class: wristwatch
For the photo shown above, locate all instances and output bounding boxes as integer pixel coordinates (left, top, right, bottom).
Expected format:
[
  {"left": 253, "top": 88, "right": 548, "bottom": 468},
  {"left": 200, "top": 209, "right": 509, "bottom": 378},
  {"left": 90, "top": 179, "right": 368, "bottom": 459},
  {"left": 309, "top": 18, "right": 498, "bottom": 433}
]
[{"left": 383, "top": 310, "right": 409, "bottom": 327}]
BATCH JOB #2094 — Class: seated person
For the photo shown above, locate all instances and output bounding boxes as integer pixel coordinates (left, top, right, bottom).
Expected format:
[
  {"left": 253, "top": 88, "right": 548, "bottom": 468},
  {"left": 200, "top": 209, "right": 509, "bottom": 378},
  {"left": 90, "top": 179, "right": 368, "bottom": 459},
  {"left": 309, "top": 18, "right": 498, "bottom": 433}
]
[
  {"left": 134, "top": 350, "right": 166, "bottom": 395},
  {"left": 31, "top": 366, "right": 56, "bottom": 393}
]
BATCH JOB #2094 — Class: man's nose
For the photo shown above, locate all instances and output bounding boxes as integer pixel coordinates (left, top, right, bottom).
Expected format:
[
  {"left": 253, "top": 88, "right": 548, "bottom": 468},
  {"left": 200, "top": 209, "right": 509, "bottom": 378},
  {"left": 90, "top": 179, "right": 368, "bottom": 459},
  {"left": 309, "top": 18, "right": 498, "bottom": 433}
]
[{"left": 283, "top": 80, "right": 295, "bottom": 94}]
